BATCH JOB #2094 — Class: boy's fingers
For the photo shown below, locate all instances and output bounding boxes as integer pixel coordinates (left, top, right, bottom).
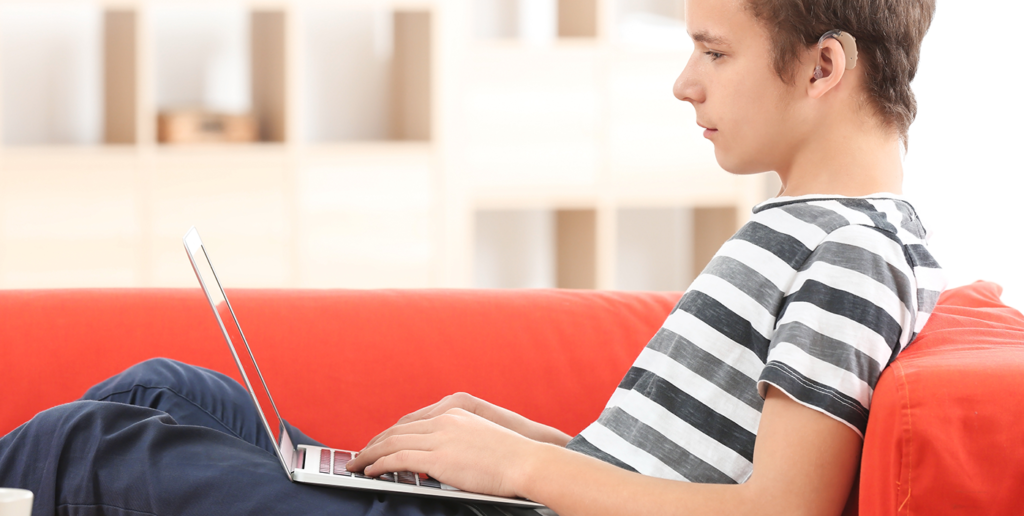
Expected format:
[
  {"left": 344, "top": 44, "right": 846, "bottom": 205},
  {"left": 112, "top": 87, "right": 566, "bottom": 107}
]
[
  {"left": 363, "top": 449, "right": 433, "bottom": 478},
  {"left": 364, "top": 430, "right": 388, "bottom": 449},
  {"left": 366, "top": 401, "right": 449, "bottom": 449},
  {"left": 352, "top": 420, "right": 438, "bottom": 470},
  {"left": 397, "top": 402, "right": 438, "bottom": 424}
]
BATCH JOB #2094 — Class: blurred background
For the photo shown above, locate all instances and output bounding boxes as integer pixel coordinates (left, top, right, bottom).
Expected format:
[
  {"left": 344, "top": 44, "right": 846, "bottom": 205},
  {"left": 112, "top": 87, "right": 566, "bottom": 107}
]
[{"left": 0, "top": 0, "right": 1020, "bottom": 308}]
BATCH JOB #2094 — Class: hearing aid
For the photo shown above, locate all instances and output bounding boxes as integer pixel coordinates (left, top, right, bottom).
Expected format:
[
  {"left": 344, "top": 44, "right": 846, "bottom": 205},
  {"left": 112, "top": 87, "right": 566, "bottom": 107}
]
[{"left": 813, "top": 30, "right": 858, "bottom": 80}]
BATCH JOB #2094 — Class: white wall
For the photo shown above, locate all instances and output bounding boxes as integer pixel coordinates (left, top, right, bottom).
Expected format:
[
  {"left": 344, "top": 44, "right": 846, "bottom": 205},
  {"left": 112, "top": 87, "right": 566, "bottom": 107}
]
[{"left": 904, "top": 0, "right": 1024, "bottom": 308}]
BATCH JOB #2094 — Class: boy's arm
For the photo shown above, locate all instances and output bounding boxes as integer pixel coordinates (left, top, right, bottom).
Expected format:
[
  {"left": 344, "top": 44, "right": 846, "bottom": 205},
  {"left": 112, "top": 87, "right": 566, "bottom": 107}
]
[{"left": 347, "top": 386, "right": 861, "bottom": 516}]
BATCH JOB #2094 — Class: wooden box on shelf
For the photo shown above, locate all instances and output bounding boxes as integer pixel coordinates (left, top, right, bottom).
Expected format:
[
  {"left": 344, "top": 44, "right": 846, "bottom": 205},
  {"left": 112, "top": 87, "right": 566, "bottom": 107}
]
[{"left": 157, "top": 110, "right": 258, "bottom": 144}]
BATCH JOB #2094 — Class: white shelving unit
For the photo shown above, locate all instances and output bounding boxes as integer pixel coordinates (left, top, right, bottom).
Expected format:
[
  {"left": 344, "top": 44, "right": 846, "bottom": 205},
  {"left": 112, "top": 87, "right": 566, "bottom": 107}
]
[{"left": 0, "top": 0, "right": 772, "bottom": 291}]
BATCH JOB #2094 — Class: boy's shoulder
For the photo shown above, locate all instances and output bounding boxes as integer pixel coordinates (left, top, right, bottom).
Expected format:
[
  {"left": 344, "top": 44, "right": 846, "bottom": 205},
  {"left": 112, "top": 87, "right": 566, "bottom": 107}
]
[
  {"left": 750, "top": 194, "right": 928, "bottom": 249},
  {"left": 731, "top": 195, "right": 941, "bottom": 288}
]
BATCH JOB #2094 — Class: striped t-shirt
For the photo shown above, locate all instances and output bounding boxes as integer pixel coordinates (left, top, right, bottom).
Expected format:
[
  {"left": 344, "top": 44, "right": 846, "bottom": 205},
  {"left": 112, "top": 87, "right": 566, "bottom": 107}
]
[{"left": 566, "top": 195, "right": 945, "bottom": 484}]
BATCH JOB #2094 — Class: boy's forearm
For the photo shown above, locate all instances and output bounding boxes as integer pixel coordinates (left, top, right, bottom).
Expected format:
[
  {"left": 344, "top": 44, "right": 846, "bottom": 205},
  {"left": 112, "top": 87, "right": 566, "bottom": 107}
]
[
  {"left": 514, "top": 419, "right": 571, "bottom": 447},
  {"left": 474, "top": 401, "right": 572, "bottom": 446},
  {"left": 510, "top": 389, "right": 860, "bottom": 516},
  {"left": 513, "top": 443, "right": 759, "bottom": 516}
]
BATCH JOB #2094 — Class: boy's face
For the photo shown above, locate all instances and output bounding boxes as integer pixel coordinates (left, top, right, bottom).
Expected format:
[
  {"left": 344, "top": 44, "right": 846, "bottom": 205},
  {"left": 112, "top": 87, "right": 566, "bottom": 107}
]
[{"left": 675, "top": 0, "right": 808, "bottom": 175}]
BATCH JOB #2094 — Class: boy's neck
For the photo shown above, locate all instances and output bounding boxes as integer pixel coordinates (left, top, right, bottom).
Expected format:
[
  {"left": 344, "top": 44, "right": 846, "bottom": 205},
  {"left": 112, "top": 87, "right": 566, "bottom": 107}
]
[{"left": 775, "top": 108, "right": 904, "bottom": 199}]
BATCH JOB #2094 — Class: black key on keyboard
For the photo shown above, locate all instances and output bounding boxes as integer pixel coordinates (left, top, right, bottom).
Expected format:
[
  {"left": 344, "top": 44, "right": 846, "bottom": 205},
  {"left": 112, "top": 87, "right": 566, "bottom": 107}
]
[{"left": 418, "top": 475, "right": 442, "bottom": 489}]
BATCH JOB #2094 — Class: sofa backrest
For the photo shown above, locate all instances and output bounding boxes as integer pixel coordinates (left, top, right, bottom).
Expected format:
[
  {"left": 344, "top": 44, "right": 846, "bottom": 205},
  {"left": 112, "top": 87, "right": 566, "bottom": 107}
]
[{"left": 0, "top": 288, "right": 680, "bottom": 449}]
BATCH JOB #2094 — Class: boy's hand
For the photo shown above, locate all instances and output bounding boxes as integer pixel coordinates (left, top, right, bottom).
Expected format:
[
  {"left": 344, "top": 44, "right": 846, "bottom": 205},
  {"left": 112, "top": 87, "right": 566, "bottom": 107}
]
[
  {"left": 362, "top": 392, "right": 483, "bottom": 449},
  {"left": 363, "top": 392, "right": 571, "bottom": 449},
  {"left": 346, "top": 408, "right": 543, "bottom": 499}
]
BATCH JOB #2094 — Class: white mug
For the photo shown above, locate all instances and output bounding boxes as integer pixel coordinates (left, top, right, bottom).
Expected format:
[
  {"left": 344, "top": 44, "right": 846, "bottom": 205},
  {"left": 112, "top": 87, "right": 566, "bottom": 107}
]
[{"left": 0, "top": 489, "right": 32, "bottom": 516}]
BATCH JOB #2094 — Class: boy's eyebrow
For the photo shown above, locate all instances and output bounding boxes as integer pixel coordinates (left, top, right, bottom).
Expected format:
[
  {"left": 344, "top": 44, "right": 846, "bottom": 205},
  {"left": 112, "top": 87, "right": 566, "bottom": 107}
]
[{"left": 690, "top": 30, "right": 728, "bottom": 46}]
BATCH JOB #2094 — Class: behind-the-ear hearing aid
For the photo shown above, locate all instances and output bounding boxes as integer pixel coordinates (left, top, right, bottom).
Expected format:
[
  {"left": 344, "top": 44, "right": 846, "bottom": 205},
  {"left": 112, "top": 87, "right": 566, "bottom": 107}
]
[{"left": 813, "top": 30, "right": 858, "bottom": 80}]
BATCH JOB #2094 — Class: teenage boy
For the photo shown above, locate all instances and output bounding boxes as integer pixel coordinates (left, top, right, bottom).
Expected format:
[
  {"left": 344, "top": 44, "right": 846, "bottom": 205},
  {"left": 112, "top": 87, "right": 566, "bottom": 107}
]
[
  {"left": 0, "top": 0, "right": 941, "bottom": 515},
  {"left": 344, "top": 0, "right": 944, "bottom": 514}
]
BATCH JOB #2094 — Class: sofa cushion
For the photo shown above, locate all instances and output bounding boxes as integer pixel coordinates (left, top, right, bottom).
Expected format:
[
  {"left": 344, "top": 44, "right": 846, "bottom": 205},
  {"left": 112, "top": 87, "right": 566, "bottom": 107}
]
[{"left": 860, "top": 281, "right": 1024, "bottom": 515}]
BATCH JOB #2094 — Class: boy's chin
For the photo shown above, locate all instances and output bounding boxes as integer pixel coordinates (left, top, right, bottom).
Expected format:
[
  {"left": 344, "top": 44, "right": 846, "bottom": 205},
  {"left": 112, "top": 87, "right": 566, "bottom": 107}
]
[{"left": 714, "top": 148, "right": 772, "bottom": 176}]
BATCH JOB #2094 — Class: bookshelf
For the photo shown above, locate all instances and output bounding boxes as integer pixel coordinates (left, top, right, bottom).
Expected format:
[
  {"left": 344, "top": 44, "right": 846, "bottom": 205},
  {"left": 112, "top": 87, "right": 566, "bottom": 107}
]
[{"left": 0, "top": 0, "right": 772, "bottom": 291}]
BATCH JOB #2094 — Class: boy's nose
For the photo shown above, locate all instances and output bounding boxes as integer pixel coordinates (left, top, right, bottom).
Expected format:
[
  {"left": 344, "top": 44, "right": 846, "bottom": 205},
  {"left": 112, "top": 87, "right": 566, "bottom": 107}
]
[{"left": 673, "top": 57, "right": 705, "bottom": 104}]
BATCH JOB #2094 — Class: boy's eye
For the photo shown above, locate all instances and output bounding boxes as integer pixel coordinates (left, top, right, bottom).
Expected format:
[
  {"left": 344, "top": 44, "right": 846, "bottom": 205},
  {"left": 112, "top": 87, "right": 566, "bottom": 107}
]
[{"left": 704, "top": 51, "right": 724, "bottom": 61}]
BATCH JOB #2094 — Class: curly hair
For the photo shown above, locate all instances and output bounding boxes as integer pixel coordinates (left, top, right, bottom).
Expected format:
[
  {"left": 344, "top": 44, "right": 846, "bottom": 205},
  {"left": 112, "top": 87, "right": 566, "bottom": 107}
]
[{"left": 744, "top": 0, "right": 936, "bottom": 146}]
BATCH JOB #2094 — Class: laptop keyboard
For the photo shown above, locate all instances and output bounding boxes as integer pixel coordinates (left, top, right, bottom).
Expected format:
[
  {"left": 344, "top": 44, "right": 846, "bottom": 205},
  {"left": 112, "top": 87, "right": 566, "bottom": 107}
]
[{"left": 319, "top": 449, "right": 452, "bottom": 490}]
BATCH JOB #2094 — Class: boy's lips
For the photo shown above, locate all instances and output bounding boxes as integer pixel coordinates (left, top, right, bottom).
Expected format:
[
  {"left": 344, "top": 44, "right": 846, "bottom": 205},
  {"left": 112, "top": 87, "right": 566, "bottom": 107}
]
[{"left": 697, "top": 122, "right": 719, "bottom": 139}]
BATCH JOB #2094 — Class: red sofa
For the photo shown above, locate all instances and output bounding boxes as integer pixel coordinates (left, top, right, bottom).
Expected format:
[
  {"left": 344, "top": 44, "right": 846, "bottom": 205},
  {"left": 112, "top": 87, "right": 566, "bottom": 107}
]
[{"left": 2, "top": 283, "right": 1022, "bottom": 515}]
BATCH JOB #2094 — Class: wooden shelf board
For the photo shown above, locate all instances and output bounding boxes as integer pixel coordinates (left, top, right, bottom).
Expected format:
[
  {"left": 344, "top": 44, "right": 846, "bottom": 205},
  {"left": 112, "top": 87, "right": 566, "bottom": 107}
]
[
  {"left": 470, "top": 39, "right": 604, "bottom": 57},
  {"left": 291, "top": 0, "right": 436, "bottom": 10},
  {"left": 299, "top": 141, "right": 433, "bottom": 157},
  {"left": 0, "top": 141, "right": 436, "bottom": 164},
  {"left": 152, "top": 142, "right": 290, "bottom": 155},
  {"left": 0, "top": 146, "right": 140, "bottom": 168}
]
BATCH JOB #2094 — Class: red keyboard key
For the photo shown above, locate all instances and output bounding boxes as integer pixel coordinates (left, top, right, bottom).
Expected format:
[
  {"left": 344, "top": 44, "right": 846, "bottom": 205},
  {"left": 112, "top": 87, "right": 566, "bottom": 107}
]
[
  {"left": 333, "top": 451, "right": 352, "bottom": 476},
  {"left": 319, "top": 449, "right": 331, "bottom": 474}
]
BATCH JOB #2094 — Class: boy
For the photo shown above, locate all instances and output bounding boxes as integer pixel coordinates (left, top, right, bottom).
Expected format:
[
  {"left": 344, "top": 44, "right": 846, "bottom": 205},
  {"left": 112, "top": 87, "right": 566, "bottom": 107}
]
[
  {"left": 0, "top": 0, "right": 941, "bottom": 515},
  {"left": 344, "top": 0, "right": 943, "bottom": 514}
]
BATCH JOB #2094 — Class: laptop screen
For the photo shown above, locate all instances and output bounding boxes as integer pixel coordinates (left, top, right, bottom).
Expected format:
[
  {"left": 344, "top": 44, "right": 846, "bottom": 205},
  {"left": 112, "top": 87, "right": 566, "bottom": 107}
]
[{"left": 183, "top": 227, "right": 293, "bottom": 471}]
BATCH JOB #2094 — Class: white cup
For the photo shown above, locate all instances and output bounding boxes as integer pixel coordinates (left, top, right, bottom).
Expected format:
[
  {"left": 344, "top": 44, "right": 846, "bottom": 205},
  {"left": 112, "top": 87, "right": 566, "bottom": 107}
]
[{"left": 0, "top": 489, "right": 32, "bottom": 516}]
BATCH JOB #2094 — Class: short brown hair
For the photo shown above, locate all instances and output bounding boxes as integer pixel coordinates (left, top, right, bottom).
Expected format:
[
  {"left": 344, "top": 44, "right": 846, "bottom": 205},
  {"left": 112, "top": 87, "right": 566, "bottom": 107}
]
[{"left": 745, "top": 0, "right": 936, "bottom": 145}]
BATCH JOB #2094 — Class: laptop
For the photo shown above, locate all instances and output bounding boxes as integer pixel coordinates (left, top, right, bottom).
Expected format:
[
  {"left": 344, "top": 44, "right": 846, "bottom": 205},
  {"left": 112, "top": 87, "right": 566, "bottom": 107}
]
[{"left": 183, "top": 227, "right": 544, "bottom": 509}]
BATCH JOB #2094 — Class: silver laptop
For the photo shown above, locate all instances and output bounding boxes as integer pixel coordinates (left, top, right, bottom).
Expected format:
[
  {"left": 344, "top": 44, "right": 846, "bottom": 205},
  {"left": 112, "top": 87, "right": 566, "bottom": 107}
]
[{"left": 183, "top": 227, "right": 544, "bottom": 509}]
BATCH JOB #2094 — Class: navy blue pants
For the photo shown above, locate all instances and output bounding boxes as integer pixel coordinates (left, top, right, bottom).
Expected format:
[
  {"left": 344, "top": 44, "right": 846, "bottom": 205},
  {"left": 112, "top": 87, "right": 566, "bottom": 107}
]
[{"left": 0, "top": 359, "right": 543, "bottom": 516}]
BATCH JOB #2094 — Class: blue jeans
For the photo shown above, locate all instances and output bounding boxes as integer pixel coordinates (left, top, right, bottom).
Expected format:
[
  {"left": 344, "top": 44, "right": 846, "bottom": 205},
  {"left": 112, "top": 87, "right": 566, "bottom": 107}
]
[{"left": 0, "top": 359, "right": 543, "bottom": 516}]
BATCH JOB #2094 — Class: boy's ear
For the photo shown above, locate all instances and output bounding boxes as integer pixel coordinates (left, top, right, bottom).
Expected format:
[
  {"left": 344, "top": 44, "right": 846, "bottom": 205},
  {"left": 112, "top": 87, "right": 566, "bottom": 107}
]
[{"left": 808, "top": 38, "right": 847, "bottom": 99}]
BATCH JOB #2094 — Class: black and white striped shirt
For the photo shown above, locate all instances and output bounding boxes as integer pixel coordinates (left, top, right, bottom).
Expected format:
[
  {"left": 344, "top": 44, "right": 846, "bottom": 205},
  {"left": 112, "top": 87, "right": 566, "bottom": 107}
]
[{"left": 566, "top": 195, "right": 945, "bottom": 484}]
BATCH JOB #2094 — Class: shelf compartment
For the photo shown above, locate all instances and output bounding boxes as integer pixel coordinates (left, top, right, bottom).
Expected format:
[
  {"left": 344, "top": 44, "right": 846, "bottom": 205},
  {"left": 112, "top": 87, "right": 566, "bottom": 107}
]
[
  {"left": 0, "top": 4, "right": 105, "bottom": 146},
  {"left": 474, "top": 0, "right": 519, "bottom": 40},
  {"left": 474, "top": 0, "right": 596, "bottom": 41},
  {"left": 473, "top": 209, "right": 556, "bottom": 289},
  {"left": 615, "top": 207, "right": 693, "bottom": 291},
  {"left": 558, "top": 0, "right": 598, "bottom": 38},
  {"left": 251, "top": 9, "right": 289, "bottom": 143},
  {"left": 152, "top": 4, "right": 259, "bottom": 144},
  {"left": 615, "top": 0, "right": 685, "bottom": 20},
  {"left": 693, "top": 206, "right": 738, "bottom": 278},
  {"left": 612, "top": 0, "right": 686, "bottom": 48},
  {"left": 104, "top": 9, "right": 137, "bottom": 144},
  {"left": 392, "top": 11, "right": 431, "bottom": 141},
  {"left": 473, "top": 208, "right": 596, "bottom": 289},
  {"left": 300, "top": 7, "right": 432, "bottom": 143},
  {"left": 555, "top": 209, "right": 596, "bottom": 289}
]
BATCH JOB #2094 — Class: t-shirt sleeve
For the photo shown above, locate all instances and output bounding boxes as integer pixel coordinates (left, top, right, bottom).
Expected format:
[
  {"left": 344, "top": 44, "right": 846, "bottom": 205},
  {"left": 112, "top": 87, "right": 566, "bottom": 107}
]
[{"left": 757, "top": 224, "right": 918, "bottom": 437}]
